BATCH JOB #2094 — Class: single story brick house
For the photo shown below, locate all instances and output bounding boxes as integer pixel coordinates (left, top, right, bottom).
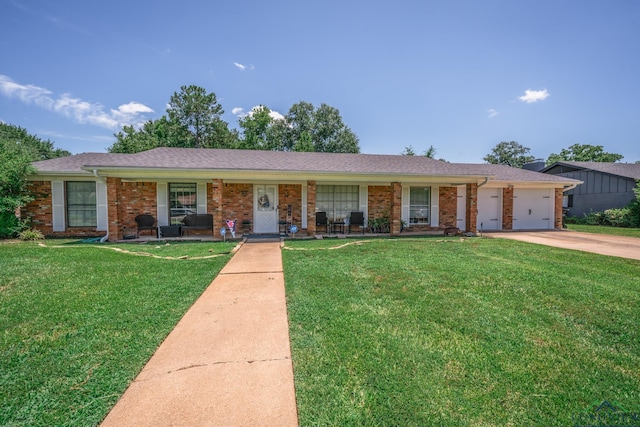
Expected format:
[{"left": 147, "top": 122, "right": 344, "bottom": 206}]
[
  {"left": 540, "top": 161, "right": 640, "bottom": 217},
  {"left": 23, "top": 147, "right": 581, "bottom": 240}
]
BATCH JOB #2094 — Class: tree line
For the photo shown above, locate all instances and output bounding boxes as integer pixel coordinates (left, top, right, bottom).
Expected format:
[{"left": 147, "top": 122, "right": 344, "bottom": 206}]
[{"left": 108, "top": 85, "right": 360, "bottom": 154}]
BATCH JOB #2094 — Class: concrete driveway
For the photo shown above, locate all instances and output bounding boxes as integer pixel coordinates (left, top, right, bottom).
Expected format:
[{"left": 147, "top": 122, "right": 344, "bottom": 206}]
[{"left": 483, "top": 230, "right": 640, "bottom": 261}]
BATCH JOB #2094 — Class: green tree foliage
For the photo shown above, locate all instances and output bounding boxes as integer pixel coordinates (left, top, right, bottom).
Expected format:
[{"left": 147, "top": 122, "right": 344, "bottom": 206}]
[
  {"left": 109, "top": 117, "right": 178, "bottom": 153},
  {"left": 167, "top": 85, "right": 238, "bottom": 149},
  {"left": 546, "top": 143, "right": 624, "bottom": 165},
  {"left": 0, "top": 123, "right": 70, "bottom": 236},
  {"left": 484, "top": 141, "right": 535, "bottom": 168},
  {"left": 283, "top": 102, "right": 360, "bottom": 153},
  {"left": 401, "top": 145, "right": 416, "bottom": 156},
  {"left": 237, "top": 105, "right": 275, "bottom": 150},
  {"left": 401, "top": 145, "right": 437, "bottom": 158}
]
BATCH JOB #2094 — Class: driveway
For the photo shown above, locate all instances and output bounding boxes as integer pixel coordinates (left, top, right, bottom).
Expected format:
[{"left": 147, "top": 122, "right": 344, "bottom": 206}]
[{"left": 483, "top": 230, "right": 640, "bottom": 261}]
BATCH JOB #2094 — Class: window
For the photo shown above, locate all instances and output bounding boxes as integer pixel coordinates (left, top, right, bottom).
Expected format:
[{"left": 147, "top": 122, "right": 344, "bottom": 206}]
[
  {"left": 169, "top": 183, "right": 197, "bottom": 225},
  {"left": 316, "top": 185, "right": 359, "bottom": 220},
  {"left": 409, "top": 187, "right": 430, "bottom": 225},
  {"left": 66, "top": 182, "right": 97, "bottom": 227}
]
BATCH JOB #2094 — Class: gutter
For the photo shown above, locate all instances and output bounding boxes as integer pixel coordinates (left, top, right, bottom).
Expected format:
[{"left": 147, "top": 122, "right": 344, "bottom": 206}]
[{"left": 92, "top": 169, "right": 109, "bottom": 243}]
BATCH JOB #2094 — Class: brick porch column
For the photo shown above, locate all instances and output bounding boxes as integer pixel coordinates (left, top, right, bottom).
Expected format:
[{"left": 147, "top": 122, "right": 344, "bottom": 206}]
[
  {"left": 466, "top": 183, "right": 478, "bottom": 233},
  {"left": 554, "top": 188, "right": 563, "bottom": 229},
  {"left": 210, "top": 179, "right": 223, "bottom": 238},
  {"left": 106, "top": 177, "right": 122, "bottom": 241},
  {"left": 502, "top": 187, "right": 514, "bottom": 230},
  {"left": 390, "top": 182, "right": 402, "bottom": 235},
  {"left": 306, "top": 181, "right": 316, "bottom": 235}
]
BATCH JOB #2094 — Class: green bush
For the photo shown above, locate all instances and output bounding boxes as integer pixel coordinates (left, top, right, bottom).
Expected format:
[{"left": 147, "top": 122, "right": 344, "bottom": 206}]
[
  {"left": 0, "top": 211, "right": 20, "bottom": 238},
  {"left": 18, "top": 228, "right": 44, "bottom": 241}
]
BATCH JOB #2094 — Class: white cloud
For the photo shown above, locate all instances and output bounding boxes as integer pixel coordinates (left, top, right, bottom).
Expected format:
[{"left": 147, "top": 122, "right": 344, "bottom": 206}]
[
  {"left": 519, "top": 89, "right": 550, "bottom": 103},
  {"left": 487, "top": 108, "right": 499, "bottom": 118},
  {"left": 0, "top": 74, "right": 154, "bottom": 129},
  {"left": 233, "top": 62, "right": 255, "bottom": 71},
  {"left": 232, "top": 105, "right": 285, "bottom": 121}
]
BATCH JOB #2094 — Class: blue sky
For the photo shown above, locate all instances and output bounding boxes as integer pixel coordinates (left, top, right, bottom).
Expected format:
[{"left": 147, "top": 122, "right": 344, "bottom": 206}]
[{"left": 1, "top": 0, "right": 639, "bottom": 163}]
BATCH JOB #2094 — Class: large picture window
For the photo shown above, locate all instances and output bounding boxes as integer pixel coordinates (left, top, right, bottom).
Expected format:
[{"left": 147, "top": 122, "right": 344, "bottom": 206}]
[
  {"left": 169, "top": 183, "right": 197, "bottom": 225},
  {"left": 316, "top": 185, "right": 359, "bottom": 220},
  {"left": 409, "top": 187, "right": 430, "bottom": 225},
  {"left": 66, "top": 182, "right": 97, "bottom": 227}
]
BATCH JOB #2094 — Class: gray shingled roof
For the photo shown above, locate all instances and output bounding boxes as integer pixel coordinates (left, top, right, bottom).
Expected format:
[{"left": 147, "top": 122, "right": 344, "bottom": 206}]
[
  {"left": 543, "top": 161, "right": 640, "bottom": 180},
  {"left": 31, "top": 147, "right": 580, "bottom": 184}
]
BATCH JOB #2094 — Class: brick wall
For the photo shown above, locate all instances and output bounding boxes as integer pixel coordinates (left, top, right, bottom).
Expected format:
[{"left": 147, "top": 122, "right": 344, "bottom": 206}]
[
  {"left": 368, "top": 185, "right": 392, "bottom": 222},
  {"left": 466, "top": 183, "right": 478, "bottom": 232},
  {"left": 221, "top": 183, "right": 253, "bottom": 234},
  {"left": 439, "top": 186, "right": 457, "bottom": 228},
  {"left": 306, "top": 181, "right": 316, "bottom": 235},
  {"left": 23, "top": 181, "right": 54, "bottom": 235},
  {"left": 278, "top": 184, "right": 303, "bottom": 228},
  {"left": 390, "top": 182, "right": 402, "bottom": 235}
]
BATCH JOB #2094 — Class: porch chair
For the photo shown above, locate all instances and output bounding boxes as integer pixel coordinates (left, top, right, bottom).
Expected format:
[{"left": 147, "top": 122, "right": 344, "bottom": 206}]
[
  {"left": 348, "top": 211, "right": 365, "bottom": 234},
  {"left": 135, "top": 214, "right": 156, "bottom": 237},
  {"left": 315, "top": 211, "right": 329, "bottom": 233}
]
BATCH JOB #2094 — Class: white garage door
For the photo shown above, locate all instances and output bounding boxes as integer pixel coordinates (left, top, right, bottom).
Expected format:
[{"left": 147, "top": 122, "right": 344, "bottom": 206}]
[
  {"left": 513, "top": 189, "right": 554, "bottom": 230},
  {"left": 477, "top": 188, "right": 501, "bottom": 231}
]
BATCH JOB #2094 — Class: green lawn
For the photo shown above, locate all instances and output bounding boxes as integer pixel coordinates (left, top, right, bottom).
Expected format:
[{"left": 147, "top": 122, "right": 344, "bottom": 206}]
[
  {"left": 567, "top": 223, "right": 640, "bottom": 238},
  {"left": 283, "top": 237, "right": 640, "bottom": 426},
  {"left": 0, "top": 240, "right": 234, "bottom": 427}
]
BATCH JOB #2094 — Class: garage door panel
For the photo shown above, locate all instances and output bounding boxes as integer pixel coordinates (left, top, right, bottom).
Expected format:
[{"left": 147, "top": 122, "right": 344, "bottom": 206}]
[
  {"left": 477, "top": 188, "right": 501, "bottom": 231},
  {"left": 513, "top": 189, "right": 553, "bottom": 230}
]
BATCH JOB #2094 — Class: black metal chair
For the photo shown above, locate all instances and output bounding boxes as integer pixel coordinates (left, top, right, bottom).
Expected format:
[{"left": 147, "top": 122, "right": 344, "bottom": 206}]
[
  {"left": 316, "top": 211, "right": 329, "bottom": 233},
  {"left": 348, "top": 211, "right": 365, "bottom": 234},
  {"left": 135, "top": 214, "right": 156, "bottom": 237}
]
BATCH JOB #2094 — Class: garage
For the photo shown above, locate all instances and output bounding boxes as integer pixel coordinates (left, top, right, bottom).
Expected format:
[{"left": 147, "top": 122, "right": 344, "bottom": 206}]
[
  {"left": 512, "top": 188, "right": 554, "bottom": 230},
  {"left": 477, "top": 188, "right": 501, "bottom": 231}
]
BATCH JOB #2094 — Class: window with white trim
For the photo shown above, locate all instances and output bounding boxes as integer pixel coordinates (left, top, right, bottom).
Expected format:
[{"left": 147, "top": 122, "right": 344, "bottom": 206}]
[
  {"left": 316, "top": 185, "right": 359, "bottom": 221},
  {"left": 409, "top": 187, "right": 431, "bottom": 225},
  {"left": 169, "top": 183, "right": 197, "bottom": 225},
  {"left": 66, "top": 181, "right": 97, "bottom": 227}
]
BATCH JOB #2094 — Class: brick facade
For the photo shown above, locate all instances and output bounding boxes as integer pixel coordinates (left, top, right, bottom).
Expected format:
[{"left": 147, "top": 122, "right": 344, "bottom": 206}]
[
  {"left": 23, "top": 175, "right": 565, "bottom": 240},
  {"left": 438, "top": 186, "right": 457, "bottom": 228}
]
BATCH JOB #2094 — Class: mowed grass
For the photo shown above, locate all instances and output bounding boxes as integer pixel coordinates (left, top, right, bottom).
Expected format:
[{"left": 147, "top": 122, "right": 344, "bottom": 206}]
[
  {"left": 0, "top": 240, "right": 235, "bottom": 427},
  {"left": 567, "top": 223, "right": 640, "bottom": 238},
  {"left": 282, "top": 237, "right": 640, "bottom": 426}
]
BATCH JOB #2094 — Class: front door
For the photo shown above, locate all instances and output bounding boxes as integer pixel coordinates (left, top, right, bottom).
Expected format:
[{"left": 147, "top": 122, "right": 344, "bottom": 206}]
[{"left": 254, "top": 184, "right": 278, "bottom": 233}]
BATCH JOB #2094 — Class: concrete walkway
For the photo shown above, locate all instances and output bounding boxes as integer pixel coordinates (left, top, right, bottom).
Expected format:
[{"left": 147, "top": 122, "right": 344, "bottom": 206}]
[{"left": 101, "top": 241, "right": 299, "bottom": 427}]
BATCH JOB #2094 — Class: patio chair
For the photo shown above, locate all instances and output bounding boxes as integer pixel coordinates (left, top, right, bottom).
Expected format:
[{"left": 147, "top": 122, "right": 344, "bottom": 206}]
[
  {"left": 135, "top": 214, "right": 156, "bottom": 237},
  {"left": 316, "top": 211, "right": 329, "bottom": 233},
  {"left": 348, "top": 211, "right": 365, "bottom": 234}
]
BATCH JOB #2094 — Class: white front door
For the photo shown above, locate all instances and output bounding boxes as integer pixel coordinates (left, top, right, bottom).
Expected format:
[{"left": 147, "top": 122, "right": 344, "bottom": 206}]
[{"left": 254, "top": 184, "right": 278, "bottom": 233}]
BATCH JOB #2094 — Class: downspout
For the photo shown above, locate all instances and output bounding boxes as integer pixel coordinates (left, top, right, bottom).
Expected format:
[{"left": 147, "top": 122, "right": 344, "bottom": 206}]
[
  {"left": 477, "top": 176, "right": 489, "bottom": 188},
  {"left": 93, "top": 169, "right": 109, "bottom": 243}
]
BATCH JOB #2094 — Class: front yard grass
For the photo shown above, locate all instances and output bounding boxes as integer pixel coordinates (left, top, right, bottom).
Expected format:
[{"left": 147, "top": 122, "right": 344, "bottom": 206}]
[
  {"left": 0, "top": 240, "right": 234, "bottom": 426},
  {"left": 567, "top": 223, "right": 640, "bottom": 238},
  {"left": 283, "top": 237, "right": 640, "bottom": 426}
]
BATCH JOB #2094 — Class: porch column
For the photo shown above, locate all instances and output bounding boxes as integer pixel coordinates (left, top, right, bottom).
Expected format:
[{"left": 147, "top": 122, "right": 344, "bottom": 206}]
[
  {"left": 306, "top": 181, "right": 316, "bottom": 235},
  {"left": 554, "top": 188, "right": 563, "bottom": 229},
  {"left": 502, "top": 187, "right": 513, "bottom": 230},
  {"left": 106, "top": 177, "right": 122, "bottom": 241},
  {"left": 210, "top": 179, "right": 223, "bottom": 238},
  {"left": 390, "top": 182, "right": 402, "bottom": 236},
  {"left": 466, "top": 183, "right": 478, "bottom": 233}
]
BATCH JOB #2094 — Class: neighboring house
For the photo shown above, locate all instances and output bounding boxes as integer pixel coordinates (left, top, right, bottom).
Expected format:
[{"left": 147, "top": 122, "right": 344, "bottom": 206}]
[
  {"left": 541, "top": 161, "right": 640, "bottom": 217},
  {"left": 23, "top": 148, "right": 581, "bottom": 241}
]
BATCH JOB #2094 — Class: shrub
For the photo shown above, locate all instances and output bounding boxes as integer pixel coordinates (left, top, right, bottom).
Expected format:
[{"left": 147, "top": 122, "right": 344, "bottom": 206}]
[
  {"left": 0, "top": 211, "right": 21, "bottom": 238},
  {"left": 18, "top": 228, "right": 44, "bottom": 241}
]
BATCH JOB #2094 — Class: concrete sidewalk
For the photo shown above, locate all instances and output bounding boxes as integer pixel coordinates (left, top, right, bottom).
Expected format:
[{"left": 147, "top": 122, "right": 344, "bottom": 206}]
[{"left": 101, "top": 241, "right": 299, "bottom": 426}]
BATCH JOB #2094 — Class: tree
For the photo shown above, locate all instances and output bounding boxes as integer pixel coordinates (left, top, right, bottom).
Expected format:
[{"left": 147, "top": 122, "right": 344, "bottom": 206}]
[
  {"left": 237, "top": 105, "right": 275, "bottom": 150},
  {"left": 423, "top": 145, "right": 437, "bottom": 158},
  {"left": 283, "top": 102, "right": 360, "bottom": 153},
  {"left": 401, "top": 145, "right": 416, "bottom": 156},
  {"left": 484, "top": 141, "right": 535, "bottom": 168},
  {"left": 110, "top": 117, "right": 178, "bottom": 153},
  {"left": 0, "top": 123, "right": 69, "bottom": 236},
  {"left": 546, "top": 143, "right": 624, "bottom": 165},
  {"left": 166, "top": 85, "right": 237, "bottom": 149}
]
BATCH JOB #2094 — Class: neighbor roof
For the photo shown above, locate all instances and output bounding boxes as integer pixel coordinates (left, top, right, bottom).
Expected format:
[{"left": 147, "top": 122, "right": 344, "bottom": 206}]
[
  {"left": 541, "top": 161, "right": 640, "bottom": 180},
  {"left": 31, "top": 147, "right": 580, "bottom": 185}
]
